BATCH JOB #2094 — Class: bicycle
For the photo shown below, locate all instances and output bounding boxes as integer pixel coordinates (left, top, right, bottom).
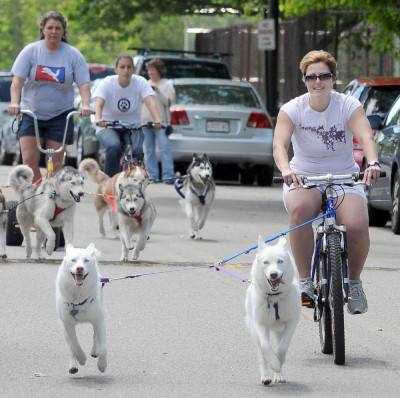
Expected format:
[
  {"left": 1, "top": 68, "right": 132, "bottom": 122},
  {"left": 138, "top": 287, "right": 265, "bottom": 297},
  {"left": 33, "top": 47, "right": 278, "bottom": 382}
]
[
  {"left": 98, "top": 120, "right": 157, "bottom": 171},
  {"left": 6, "top": 109, "right": 81, "bottom": 248},
  {"left": 274, "top": 171, "right": 385, "bottom": 365}
]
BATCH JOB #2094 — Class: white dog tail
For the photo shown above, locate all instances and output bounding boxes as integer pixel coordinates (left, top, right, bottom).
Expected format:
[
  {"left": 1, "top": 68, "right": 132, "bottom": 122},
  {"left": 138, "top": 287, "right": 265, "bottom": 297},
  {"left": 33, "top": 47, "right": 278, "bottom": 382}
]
[
  {"left": 79, "top": 158, "right": 109, "bottom": 184},
  {"left": 8, "top": 165, "right": 34, "bottom": 193}
]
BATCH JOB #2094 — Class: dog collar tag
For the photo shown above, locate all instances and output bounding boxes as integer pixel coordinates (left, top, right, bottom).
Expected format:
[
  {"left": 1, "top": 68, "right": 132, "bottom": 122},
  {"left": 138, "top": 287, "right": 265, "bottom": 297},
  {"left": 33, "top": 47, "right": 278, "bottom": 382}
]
[{"left": 70, "top": 308, "right": 79, "bottom": 317}]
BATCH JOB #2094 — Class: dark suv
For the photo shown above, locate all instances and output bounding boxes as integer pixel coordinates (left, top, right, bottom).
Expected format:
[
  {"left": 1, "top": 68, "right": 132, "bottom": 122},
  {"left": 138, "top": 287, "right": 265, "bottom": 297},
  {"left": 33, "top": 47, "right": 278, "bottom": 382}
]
[
  {"left": 132, "top": 48, "right": 231, "bottom": 80},
  {"left": 342, "top": 77, "right": 400, "bottom": 169}
]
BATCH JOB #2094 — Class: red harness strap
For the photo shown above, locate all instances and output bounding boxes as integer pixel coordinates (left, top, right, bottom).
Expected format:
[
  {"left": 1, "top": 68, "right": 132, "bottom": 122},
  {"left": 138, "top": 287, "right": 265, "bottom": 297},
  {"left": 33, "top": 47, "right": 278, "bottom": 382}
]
[
  {"left": 104, "top": 194, "right": 117, "bottom": 213},
  {"left": 51, "top": 206, "right": 65, "bottom": 222},
  {"left": 132, "top": 214, "right": 142, "bottom": 224}
]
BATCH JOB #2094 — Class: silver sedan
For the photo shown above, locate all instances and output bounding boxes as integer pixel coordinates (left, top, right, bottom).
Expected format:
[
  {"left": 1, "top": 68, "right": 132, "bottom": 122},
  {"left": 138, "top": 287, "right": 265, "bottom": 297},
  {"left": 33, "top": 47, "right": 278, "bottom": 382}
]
[{"left": 168, "top": 78, "right": 274, "bottom": 185}]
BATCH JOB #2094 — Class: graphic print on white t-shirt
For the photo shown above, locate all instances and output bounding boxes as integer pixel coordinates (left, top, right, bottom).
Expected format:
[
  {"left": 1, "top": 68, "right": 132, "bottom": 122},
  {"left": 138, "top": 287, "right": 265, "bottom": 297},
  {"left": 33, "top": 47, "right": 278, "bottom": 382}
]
[
  {"left": 117, "top": 98, "right": 131, "bottom": 112},
  {"left": 298, "top": 123, "right": 346, "bottom": 151}
]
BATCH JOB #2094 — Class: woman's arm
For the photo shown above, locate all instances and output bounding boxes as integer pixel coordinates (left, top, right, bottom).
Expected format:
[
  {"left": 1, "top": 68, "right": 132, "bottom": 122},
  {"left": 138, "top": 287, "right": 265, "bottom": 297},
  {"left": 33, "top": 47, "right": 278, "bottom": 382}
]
[
  {"left": 78, "top": 82, "right": 92, "bottom": 116},
  {"left": 273, "top": 110, "right": 301, "bottom": 186},
  {"left": 143, "top": 96, "right": 162, "bottom": 128},
  {"left": 95, "top": 97, "right": 107, "bottom": 128},
  {"left": 8, "top": 76, "right": 25, "bottom": 115},
  {"left": 348, "top": 106, "right": 381, "bottom": 185}
]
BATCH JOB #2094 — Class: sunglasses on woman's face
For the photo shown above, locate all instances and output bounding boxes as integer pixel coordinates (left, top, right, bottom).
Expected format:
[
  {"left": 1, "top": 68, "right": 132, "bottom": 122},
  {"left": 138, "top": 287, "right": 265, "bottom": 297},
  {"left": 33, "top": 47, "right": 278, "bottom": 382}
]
[{"left": 304, "top": 72, "right": 333, "bottom": 82}]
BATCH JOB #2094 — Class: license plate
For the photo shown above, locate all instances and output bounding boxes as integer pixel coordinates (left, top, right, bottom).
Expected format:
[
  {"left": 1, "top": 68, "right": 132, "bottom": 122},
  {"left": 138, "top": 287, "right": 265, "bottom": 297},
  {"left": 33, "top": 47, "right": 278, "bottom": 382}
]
[{"left": 206, "top": 120, "right": 229, "bottom": 133}]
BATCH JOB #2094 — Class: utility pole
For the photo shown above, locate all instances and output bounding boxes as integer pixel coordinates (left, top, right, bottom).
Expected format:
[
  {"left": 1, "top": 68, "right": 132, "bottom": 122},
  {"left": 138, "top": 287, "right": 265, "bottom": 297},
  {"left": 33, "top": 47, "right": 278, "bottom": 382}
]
[{"left": 265, "top": 0, "right": 279, "bottom": 117}]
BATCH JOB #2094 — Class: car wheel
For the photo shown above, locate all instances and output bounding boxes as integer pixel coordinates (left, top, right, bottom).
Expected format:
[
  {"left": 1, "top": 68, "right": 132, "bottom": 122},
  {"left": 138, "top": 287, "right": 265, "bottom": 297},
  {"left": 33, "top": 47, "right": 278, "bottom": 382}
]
[
  {"left": 6, "top": 201, "right": 24, "bottom": 246},
  {"left": 240, "top": 168, "right": 255, "bottom": 186},
  {"left": 368, "top": 203, "right": 390, "bottom": 227},
  {"left": 391, "top": 170, "right": 400, "bottom": 234},
  {"left": 256, "top": 165, "right": 273, "bottom": 187}
]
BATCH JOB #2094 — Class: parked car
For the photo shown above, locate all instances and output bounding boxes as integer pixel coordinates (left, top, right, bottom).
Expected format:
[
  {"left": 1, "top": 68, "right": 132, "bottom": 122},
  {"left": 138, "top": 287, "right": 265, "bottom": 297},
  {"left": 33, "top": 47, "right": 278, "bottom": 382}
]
[
  {"left": 133, "top": 48, "right": 231, "bottom": 80},
  {"left": 0, "top": 72, "right": 19, "bottom": 165},
  {"left": 88, "top": 63, "right": 114, "bottom": 81},
  {"left": 366, "top": 95, "right": 400, "bottom": 233},
  {"left": 168, "top": 78, "right": 274, "bottom": 186},
  {"left": 342, "top": 77, "right": 400, "bottom": 170}
]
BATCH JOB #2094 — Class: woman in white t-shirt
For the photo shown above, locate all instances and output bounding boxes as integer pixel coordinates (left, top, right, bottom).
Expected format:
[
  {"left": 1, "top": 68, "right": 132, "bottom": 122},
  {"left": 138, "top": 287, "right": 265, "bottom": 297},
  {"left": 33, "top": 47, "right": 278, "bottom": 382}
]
[
  {"left": 142, "top": 59, "right": 176, "bottom": 183},
  {"left": 94, "top": 54, "right": 162, "bottom": 176},
  {"left": 273, "top": 50, "right": 381, "bottom": 315}
]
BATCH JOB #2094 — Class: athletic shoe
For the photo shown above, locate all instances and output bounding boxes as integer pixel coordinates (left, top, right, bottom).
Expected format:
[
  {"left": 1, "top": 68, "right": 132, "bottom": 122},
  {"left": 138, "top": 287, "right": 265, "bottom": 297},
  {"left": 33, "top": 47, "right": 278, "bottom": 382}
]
[
  {"left": 347, "top": 279, "right": 368, "bottom": 314},
  {"left": 300, "top": 277, "right": 315, "bottom": 307}
]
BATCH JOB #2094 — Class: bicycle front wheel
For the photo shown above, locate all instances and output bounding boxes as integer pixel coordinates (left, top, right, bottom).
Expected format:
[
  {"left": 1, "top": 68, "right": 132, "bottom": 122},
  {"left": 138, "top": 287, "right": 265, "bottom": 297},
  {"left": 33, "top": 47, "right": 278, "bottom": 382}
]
[{"left": 327, "top": 232, "right": 345, "bottom": 365}]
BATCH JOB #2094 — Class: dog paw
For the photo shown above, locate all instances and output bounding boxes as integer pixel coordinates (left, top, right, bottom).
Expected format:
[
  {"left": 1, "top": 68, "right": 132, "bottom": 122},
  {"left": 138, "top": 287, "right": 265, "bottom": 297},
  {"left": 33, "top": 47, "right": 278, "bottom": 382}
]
[
  {"left": 97, "top": 355, "right": 107, "bottom": 373},
  {"left": 69, "top": 367, "right": 79, "bottom": 374},
  {"left": 262, "top": 378, "right": 272, "bottom": 386},
  {"left": 131, "top": 251, "right": 139, "bottom": 261},
  {"left": 189, "top": 234, "right": 196, "bottom": 239},
  {"left": 272, "top": 372, "right": 286, "bottom": 384},
  {"left": 76, "top": 353, "right": 86, "bottom": 366},
  {"left": 45, "top": 240, "right": 55, "bottom": 255}
]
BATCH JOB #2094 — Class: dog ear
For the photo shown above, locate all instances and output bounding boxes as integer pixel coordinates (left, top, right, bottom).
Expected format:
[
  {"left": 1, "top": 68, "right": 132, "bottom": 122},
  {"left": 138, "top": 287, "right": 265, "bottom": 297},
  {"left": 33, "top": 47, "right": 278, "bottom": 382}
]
[
  {"left": 276, "top": 236, "right": 287, "bottom": 248},
  {"left": 65, "top": 243, "right": 74, "bottom": 255},
  {"left": 86, "top": 242, "right": 101, "bottom": 258},
  {"left": 257, "top": 235, "right": 266, "bottom": 252},
  {"left": 193, "top": 153, "right": 199, "bottom": 160}
]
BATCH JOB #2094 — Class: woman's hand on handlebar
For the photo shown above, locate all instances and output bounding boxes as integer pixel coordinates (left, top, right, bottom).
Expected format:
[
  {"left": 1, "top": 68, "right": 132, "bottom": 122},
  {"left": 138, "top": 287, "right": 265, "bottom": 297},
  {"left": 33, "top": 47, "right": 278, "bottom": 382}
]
[
  {"left": 96, "top": 119, "right": 108, "bottom": 128},
  {"left": 8, "top": 103, "right": 20, "bottom": 115},
  {"left": 363, "top": 163, "right": 381, "bottom": 186},
  {"left": 80, "top": 105, "right": 93, "bottom": 117},
  {"left": 282, "top": 168, "right": 303, "bottom": 188}
]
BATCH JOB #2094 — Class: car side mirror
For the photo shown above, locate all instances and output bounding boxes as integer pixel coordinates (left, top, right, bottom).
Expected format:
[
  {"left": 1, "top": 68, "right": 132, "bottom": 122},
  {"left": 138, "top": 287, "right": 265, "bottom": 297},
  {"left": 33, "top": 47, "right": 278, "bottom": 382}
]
[{"left": 367, "top": 114, "right": 382, "bottom": 130}]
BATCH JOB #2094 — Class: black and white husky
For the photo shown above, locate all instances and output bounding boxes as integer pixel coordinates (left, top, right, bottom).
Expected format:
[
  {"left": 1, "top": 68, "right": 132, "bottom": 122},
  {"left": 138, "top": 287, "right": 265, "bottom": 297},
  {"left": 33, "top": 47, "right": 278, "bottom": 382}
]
[
  {"left": 8, "top": 165, "right": 85, "bottom": 258},
  {"left": 176, "top": 153, "right": 215, "bottom": 239}
]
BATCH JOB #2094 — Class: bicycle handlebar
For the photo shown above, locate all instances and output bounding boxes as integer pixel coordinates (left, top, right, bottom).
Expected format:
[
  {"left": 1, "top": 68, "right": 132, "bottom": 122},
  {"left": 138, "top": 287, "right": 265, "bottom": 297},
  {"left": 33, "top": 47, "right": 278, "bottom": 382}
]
[
  {"left": 272, "top": 171, "right": 386, "bottom": 186},
  {"left": 97, "top": 120, "right": 164, "bottom": 129},
  {"left": 20, "top": 109, "right": 81, "bottom": 154}
]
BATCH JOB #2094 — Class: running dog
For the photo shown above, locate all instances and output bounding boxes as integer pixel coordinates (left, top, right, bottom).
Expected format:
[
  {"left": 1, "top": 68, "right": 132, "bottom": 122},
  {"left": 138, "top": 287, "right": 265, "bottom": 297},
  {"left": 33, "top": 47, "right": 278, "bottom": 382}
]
[
  {"left": 8, "top": 165, "right": 85, "bottom": 258},
  {"left": 245, "top": 236, "right": 301, "bottom": 385},
  {"left": 0, "top": 190, "right": 7, "bottom": 258},
  {"left": 56, "top": 243, "right": 107, "bottom": 374},
  {"left": 176, "top": 153, "right": 215, "bottom": 239},
  {"left": 80, "top": 158, "right": 155, "bottom": 261}
]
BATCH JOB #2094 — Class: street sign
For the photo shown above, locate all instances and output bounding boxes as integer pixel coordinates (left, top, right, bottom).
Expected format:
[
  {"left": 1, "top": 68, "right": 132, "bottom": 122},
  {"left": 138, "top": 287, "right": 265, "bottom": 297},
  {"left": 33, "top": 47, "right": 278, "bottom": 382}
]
[{"left": 257, "top": 18, "right": 276, "bottom": 51}]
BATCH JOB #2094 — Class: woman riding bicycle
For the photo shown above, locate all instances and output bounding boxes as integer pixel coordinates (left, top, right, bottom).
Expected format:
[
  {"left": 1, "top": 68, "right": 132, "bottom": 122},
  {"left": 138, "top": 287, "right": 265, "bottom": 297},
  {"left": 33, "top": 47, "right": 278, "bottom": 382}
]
[
  {"left": 273, "top": 50, "right": 381, "bottom": 315},
  {"left": 94, "top": 54, "right": 162, "bottom": 177}
]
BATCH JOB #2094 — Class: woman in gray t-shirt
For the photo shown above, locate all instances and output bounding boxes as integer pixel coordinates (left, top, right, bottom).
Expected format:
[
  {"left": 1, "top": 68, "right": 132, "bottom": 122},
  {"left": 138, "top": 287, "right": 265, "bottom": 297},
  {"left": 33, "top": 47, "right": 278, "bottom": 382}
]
[
  {"left": 8, "top": 11, "right": 91, "bottom": 183},
  {"left": 273, "top": 50, "right": 382, "bottom": 315}
]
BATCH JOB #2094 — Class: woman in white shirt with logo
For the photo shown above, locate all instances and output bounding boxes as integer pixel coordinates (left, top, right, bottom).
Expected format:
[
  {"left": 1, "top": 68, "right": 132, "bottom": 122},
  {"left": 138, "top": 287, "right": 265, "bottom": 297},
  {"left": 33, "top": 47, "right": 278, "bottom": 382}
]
[
  {"left": 94, "top": 54, "right": 162, "bottom": 177},
  {"left": 273, "top": 50, "right": 381, "bottom": 315}
]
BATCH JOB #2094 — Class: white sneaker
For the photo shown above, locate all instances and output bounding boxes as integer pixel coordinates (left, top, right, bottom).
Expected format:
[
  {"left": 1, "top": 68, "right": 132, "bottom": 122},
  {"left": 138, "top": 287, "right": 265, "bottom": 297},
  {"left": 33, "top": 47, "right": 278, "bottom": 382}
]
[
  {"left": 300, "top": 277, "right": 315, "bottom": 307},
  {"left": 347, "top": 279, "right": 368, "bottom": 315}
]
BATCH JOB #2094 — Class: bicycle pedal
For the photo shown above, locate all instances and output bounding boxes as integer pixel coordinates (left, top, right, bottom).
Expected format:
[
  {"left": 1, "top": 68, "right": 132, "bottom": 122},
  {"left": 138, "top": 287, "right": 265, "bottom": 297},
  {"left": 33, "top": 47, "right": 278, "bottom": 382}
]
[{"left": 301, "top": 294, "right": 315, "bottom": 308}]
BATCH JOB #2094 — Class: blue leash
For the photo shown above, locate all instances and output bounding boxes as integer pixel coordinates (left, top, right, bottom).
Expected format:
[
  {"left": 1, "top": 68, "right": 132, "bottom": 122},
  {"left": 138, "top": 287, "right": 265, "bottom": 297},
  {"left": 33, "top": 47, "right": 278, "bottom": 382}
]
[{"left": 209, "top": 211, "right": 329, "bottom": 283}]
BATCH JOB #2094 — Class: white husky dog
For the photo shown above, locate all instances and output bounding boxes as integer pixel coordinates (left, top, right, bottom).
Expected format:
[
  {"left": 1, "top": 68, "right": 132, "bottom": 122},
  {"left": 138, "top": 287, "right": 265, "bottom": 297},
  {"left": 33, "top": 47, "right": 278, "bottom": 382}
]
[
  {"left": 245, "top": 236, "right": 301, "bottom": 385},
  {"left": 56, "top": 243, "right": 107, "bottom": 374},
  {"left": 8, "top": 165, "right": 85, "bottom": 258},
  {"left": 177, "top": 153, "right": 215, "bottom": 239}
]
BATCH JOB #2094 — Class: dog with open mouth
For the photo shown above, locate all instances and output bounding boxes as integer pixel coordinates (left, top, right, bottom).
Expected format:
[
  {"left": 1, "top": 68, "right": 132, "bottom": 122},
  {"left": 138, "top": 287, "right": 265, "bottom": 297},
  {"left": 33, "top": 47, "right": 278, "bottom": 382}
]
[
  {"left": 8, "top": 165, "right": 85, "bottom": 258},
  {"left": 245, "top": 236, "right": 301, "bottom": 385},
  {"left": 56, "top": 243, "right": 107, "bottom": 374}
]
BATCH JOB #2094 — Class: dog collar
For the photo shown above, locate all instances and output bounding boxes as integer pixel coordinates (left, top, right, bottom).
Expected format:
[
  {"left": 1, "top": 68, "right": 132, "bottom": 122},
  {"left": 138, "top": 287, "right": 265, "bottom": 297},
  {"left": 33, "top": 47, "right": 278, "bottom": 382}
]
[
  {"left": 132, "top": 213, "right": 142, "bottom": 223},
  {"left": 66, "top": 297, "right": 95, "bottom": 318},
  {"left": 50, "top": 206, "right": 66, "bottom": 221}
]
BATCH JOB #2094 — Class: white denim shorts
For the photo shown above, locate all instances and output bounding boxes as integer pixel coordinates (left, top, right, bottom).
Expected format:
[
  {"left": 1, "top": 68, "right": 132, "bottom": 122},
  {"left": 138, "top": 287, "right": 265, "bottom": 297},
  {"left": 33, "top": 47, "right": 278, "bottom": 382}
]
[{"left": 282, "top": 183, "right": 366, "bottom": 212}]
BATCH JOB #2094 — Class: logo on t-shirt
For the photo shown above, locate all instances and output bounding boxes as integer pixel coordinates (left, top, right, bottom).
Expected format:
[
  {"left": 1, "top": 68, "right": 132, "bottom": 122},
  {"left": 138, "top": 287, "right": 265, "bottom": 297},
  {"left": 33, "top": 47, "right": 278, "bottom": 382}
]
[
  {"left": 118, "top": 98, "right": 131, "bottom": 112},
  {"left": 299, "top": 124, "right": 345, "bottom": 151},
  {"left": 35, "top": 65, "right": 65, "bottom": 83}
]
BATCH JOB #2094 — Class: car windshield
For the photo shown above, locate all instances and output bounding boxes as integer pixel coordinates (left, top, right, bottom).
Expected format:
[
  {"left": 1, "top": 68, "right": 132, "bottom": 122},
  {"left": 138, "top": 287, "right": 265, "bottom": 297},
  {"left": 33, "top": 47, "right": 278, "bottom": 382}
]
[
  {"left": 140, "top": 59, "right": 231, "bottom": 79},
  {"left": 89, "top": 67, "right": 114, "bottom": 81},
  {"left": 0, "top": 76, "right": 12, "bottom": 102},
  {"left": 175, "top": 84, "right": 260, "bottom": 107},
  {"left": 364, "top": 86, "right": 400, "bottom": 117}
]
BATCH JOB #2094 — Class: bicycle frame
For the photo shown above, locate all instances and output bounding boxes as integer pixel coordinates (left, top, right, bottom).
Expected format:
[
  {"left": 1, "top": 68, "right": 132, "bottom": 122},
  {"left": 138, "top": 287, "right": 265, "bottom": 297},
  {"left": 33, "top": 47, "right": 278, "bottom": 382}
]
[{"left": 20, "top": 109, "right": 80, "bottom": 176}]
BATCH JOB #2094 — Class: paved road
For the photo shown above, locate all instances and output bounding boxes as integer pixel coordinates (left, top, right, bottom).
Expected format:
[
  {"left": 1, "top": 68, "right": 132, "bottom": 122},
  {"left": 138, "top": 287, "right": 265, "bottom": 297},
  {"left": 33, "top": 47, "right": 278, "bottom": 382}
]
[{"left": 0, "top": 166, "right": 399, "bottom": 397}]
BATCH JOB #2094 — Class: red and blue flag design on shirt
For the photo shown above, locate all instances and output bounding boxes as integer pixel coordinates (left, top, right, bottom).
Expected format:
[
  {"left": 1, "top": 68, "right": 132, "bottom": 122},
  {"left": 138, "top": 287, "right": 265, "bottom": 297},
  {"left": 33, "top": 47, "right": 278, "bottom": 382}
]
[{"left": 35, "top": 65, "right": 65, "bottom": 83}]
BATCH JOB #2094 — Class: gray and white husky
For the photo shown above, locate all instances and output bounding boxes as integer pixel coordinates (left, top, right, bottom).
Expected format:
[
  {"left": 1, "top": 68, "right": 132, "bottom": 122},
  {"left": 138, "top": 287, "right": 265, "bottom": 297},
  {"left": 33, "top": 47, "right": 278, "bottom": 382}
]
[
  {"left": 117, "top": 181, "right": 156, "bottom": 261},
  {"left": 177, "top": 153, "right": 215, "bottom": 240},
  {"left": 8, "top": 165, "right": 85, "bottom": 258}
]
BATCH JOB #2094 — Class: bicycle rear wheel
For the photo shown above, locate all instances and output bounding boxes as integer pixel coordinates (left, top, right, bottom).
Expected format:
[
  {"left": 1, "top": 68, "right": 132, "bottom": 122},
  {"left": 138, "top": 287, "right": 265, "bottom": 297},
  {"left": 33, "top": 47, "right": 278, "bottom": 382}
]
[
  {"left": 317, "top": 247, "right": 333, "bottom": 354},
  {"left": 327, "top": 232, "right": 345, "bottom": 365}
]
